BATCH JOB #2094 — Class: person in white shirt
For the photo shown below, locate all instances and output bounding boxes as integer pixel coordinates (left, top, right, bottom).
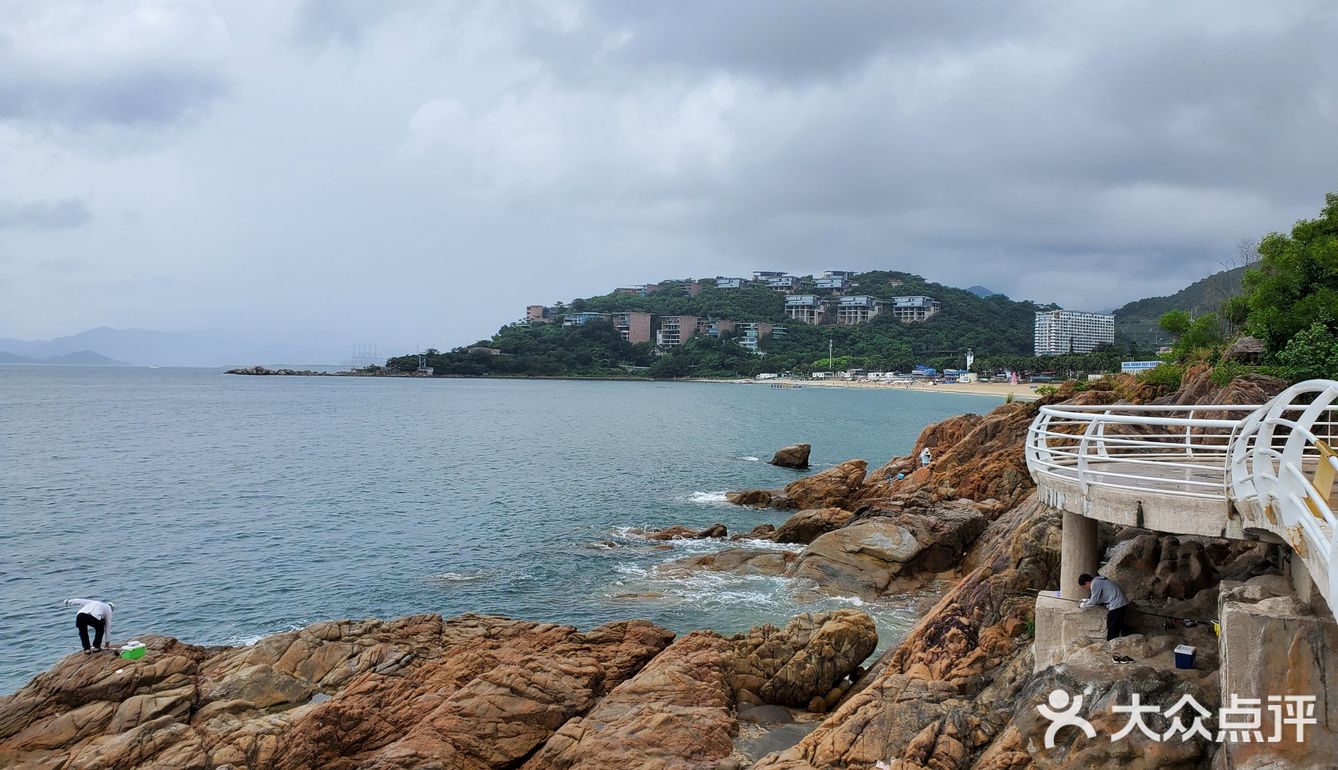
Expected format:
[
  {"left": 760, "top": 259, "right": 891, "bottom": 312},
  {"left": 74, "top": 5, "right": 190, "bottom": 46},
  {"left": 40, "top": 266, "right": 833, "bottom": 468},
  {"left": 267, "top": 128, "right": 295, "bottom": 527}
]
[
  {"left": 920, "top": 447, "right": 932, "bottom": 467},
  {"left": 63, "top": 599, "right": 115, "bottom": 653}
]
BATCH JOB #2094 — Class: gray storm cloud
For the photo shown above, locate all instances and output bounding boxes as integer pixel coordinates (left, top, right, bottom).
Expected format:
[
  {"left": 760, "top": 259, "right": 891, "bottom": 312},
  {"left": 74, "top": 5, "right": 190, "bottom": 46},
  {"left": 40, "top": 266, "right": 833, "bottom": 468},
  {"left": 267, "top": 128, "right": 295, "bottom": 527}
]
[
  {"left": 0, "top": 200, "right": 91, "bottom": 230},
  {"left": 0, "top": 0, "right": 1334, "bottom": 356}
]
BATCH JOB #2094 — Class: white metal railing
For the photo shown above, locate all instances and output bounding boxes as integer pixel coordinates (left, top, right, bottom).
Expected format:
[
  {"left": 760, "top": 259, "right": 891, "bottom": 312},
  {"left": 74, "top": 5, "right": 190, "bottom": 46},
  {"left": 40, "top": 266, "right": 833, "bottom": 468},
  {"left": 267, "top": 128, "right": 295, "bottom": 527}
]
[
  {"left": 1229, "top": 380, "right": 1338, "bottom": 606},
  {"left": 1026, "top": 403, "right": 1257, "bottom": 500},
  {"left": 1027, "top": 385, "right": 1338, "bottom": 608}
]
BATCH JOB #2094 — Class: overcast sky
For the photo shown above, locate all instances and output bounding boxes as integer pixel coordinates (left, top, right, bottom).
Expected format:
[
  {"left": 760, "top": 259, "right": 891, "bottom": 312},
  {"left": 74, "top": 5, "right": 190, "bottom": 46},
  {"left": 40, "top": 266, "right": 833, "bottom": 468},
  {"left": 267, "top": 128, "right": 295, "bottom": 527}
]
[{"left": 2, "top": 1, "right": 1335, "bottom": 356}]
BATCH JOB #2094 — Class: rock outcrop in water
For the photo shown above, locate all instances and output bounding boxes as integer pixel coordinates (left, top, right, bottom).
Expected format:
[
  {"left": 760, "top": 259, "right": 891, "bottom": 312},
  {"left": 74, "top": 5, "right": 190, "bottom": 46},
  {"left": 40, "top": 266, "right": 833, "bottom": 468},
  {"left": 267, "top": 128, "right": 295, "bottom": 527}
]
[
  {"left": 641, "top": 522, "right": 729, "bottom": 540},
  {"left": 728, "top": 460, "right": 868, "bottom": 511},
  {"left": 768, "top": 444, "right": 811, "bottom": 470},
  {"left": 0, "top": 610, "right": 877, "bottom": 769}
]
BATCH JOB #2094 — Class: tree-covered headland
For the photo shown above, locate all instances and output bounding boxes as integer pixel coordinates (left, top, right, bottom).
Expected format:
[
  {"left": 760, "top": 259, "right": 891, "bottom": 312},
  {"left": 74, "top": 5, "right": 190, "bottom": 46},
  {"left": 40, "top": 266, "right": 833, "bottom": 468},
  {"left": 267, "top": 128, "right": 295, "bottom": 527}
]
[{"left": 388, "top": 192, "right": 1338, "bottom": 386}]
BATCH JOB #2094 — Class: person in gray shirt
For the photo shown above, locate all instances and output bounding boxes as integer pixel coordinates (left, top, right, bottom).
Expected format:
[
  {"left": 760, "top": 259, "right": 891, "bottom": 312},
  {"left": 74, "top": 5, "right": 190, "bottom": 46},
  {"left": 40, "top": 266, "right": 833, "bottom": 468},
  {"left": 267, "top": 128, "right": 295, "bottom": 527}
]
[{"left": 1078, "top": 574, "right": 1129, "bottom": 640}]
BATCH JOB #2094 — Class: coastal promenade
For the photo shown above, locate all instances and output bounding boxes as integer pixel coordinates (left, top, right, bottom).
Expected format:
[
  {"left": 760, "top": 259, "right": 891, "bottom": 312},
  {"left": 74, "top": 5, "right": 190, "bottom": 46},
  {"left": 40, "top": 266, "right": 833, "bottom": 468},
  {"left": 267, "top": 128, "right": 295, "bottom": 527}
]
[{"left": 1027, "top": 379, "right": 1338, "bottom": 766}]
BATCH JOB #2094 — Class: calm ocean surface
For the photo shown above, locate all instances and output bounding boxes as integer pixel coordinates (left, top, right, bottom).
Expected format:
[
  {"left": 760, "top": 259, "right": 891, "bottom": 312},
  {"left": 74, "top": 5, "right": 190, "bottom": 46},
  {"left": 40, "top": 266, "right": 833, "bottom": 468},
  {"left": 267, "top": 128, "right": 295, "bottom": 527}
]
[{"left": 0, "top": 367, "right": 1002, "bottom": 693}]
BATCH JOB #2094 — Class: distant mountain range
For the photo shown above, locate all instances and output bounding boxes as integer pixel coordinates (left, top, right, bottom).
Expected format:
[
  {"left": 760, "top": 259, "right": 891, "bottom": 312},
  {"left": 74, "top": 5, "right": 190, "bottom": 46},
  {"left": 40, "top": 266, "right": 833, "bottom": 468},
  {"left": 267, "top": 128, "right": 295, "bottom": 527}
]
[
  {"left": 1112, "top": 266, "right": 1248, "bottom": 347},
  {"left": 966, "top": 285, "right": 1001, "bottom": 298},
  {"left": 0, "top": 350, "right": 132, "bottom": 366},
  {"left": 0, "top": 327, "right": 349, "bottom": 368}
]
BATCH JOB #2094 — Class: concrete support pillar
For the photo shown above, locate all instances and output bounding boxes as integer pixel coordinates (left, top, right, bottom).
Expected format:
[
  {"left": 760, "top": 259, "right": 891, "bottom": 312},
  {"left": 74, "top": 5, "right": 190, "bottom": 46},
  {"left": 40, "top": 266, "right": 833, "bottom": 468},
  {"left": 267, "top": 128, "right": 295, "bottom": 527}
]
[
  {"left": 1060, "top": 511, "right": 1099, "bottom": 600},
  {"left": 1288, "top": 551, "right": 1318, "bottom": 610}
]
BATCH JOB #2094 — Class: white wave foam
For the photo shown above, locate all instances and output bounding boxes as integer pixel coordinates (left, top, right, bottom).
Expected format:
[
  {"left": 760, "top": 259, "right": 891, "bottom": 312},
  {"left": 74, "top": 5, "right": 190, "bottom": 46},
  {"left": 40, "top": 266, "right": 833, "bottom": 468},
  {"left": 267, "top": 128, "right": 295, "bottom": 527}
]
[
  {"left": 687, "top": 491, "right": 731, "bottom": 504},
  {"left": 223, "top": 620, "right": 309, "bottom": 648},
  {"left": 736, "top": 456, "right": 761, "bottom": 462},
  {"left": 730, "top": 538, "right": 807, "bottom": 553},
  {"left": 224, "top": 634, "right": 265, "bottom": 647},
  {"left": 614, "top": 563, "right": 651, "bottom": 578},
  {"left": 429, "top": 570, "right": 488, "bottom": 583}
]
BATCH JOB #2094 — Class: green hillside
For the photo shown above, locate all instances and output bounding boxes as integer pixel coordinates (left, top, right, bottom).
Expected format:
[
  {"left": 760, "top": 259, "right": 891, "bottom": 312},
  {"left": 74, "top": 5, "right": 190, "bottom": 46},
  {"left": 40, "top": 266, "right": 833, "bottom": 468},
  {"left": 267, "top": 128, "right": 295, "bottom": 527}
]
[
  {"left": 1113, "top": 266, "right": 1247, "bottom": 347},
  {"left": 387, "top": 271, "right": 1081, "bottom": 377}
]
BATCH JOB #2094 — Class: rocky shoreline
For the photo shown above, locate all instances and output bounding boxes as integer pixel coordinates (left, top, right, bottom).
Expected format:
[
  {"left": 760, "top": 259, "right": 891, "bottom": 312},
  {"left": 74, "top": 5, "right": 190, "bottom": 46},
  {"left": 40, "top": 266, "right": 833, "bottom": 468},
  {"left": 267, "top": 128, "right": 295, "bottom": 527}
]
[{"left": 1, "top": 365, "right": 1304, "bottom": 769}]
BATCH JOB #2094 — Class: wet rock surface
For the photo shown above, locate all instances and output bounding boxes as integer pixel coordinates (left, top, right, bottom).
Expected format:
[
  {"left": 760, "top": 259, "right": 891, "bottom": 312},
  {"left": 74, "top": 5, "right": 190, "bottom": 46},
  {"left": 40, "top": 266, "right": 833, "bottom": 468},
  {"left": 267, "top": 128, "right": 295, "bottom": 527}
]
[
  {"left": 641, "top": 523, "right": 729, "bottom": 541},
  {"left": 665, "top": 548, "right": 799, "bottom": 577}
]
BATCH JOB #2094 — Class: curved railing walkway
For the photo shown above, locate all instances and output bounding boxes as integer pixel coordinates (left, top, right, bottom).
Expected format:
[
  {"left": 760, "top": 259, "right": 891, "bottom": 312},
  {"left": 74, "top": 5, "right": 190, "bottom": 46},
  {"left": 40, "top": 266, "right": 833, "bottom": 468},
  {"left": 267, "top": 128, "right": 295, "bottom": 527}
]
[{"left": 1026, "top": 380, "right": 1338, "bottom": 609}]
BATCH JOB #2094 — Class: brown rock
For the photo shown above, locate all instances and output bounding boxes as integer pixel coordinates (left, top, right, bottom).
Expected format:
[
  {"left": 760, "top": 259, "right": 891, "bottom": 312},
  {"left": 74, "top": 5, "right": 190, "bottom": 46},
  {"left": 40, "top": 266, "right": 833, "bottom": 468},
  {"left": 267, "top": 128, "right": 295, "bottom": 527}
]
[
  {"left": 522, "top": 631, "right": 737, "bottom": 770},
  {"left": 1150, "top": 537, "right": 1217, "bottom": 600},
  {"left": 770, "top": 443, "right": 812, "bottom": 469},
  {"left": 790, "top": 519, "right": 923, "bottom": 598},
  {"left": 1223, "top": 335, "right": 1266, "bottom": 362},
  {"left": 732, "top": 523, "right": 777, "bottom": 541},
  {"left": 857, "top": 401, "right": 1043, "bottom": 513},
  {"left": 854, "top": 503, "right": 988, "bottom": 573},
  {"left": 774, "top": 508, "right": 853, "bottom": 545},
  {"left": 207, "top": 663, "right": 314, "bottom": 710},
  {"left": 0, "top": 615, "right": 675, "bottom": 770},
  {"left": 783, "top": 460, "right": 868, "bottom": 510},
  {"left": 727, "top": 489, "right": 784, "bottom": 508},
  {"left": 730, "top": 610, "right": 878, "bottom": 709}
]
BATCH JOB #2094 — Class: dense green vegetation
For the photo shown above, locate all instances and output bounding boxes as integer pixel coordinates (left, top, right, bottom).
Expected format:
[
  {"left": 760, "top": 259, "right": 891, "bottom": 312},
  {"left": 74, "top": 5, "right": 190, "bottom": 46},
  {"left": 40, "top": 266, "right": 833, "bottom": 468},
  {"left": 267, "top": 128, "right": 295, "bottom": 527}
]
[
  {"left": 1112, "top": 266, "right": 1247, "bottom": 348},
  {"left": 1244, "top": 193, "right": 1338, "bottom": 354},
  {"left": 1147, "top": 191, "right": 1338, "bottom": 384},
  {"left": 387, "top": 321, "right": 654, "bottom": 377}
]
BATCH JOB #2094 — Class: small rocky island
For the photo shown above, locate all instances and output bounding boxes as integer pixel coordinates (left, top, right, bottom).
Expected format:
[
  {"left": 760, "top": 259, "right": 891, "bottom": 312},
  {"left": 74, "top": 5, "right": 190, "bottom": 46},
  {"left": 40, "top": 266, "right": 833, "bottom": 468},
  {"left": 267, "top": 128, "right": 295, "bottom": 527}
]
[
  {"left": 3, "top": 365, "right": 1331, "bottom": 769},
  {"left": 224, "top": 366, "right": 430, "bottom": 377}
]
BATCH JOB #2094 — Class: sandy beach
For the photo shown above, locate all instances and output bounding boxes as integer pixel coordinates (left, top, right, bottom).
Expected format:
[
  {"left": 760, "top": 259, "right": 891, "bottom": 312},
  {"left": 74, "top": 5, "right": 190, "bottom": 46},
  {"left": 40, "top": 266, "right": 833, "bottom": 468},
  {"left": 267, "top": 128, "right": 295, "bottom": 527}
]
[{"left": 719, "top": 378, "right": 1040, "bottom": 401}]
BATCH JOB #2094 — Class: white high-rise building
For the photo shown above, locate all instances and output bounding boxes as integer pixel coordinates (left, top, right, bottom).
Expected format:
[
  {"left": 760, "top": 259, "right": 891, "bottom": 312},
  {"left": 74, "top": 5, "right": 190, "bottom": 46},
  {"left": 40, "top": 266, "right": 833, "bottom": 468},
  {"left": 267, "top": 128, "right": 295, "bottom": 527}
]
[{"left": 1034, "top": 310, "right": 1115, "bottom": 356}]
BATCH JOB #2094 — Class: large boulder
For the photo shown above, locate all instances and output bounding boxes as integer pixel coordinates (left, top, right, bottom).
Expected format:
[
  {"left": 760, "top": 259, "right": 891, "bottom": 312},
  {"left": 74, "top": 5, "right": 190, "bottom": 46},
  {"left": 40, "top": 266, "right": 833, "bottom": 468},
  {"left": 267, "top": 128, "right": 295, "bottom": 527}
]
[
  {"left": 1105, "top": 532, "right": 1229, "bottom": 601},
  {"left": 855, "top": 502, "right": 988, "bottom": 573},
  {"left": 1217, "top": 589, "right": 1338, "bottom": 768},
  {"left": 783, "top": 460, "right": 868, "bottom": 510},
  {"left": 774, "top": 508, "right": 853, "bottom": 545},
  {"left": 770, "top": 444, "right": 812, "bottom": 469},
  {"left": 730, "top": 610, "right": 878, "bottom": 710},
  {"left": 790, "top": 519, "right": 923, "bottom": 598},
  {"left": 206, "top": 663, "right": 314, "bottom": 710}
]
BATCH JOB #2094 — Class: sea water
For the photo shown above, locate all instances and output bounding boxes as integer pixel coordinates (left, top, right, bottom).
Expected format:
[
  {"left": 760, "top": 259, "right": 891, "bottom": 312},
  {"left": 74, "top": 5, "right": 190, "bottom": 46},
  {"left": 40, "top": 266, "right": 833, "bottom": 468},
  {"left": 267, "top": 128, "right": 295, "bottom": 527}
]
[{"left": 0, "top": 367, "right": 1002, "bottom": 693}]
